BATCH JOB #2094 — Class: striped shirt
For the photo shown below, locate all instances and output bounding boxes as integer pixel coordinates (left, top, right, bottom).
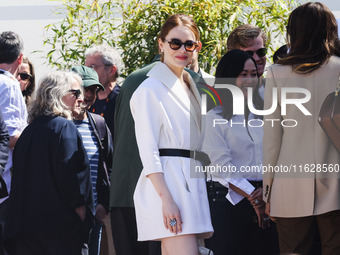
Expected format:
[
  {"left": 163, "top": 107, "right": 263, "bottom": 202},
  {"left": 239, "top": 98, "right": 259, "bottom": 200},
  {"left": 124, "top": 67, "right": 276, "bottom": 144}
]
[{"left": 74, "top": 118, "right": 99, "bottom": 205}]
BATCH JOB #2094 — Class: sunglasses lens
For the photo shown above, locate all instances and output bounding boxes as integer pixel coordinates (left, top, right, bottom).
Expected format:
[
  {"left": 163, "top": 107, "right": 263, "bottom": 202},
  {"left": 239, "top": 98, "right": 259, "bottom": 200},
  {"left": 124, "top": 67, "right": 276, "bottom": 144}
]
[
  {"left": 185, "top": 41, "right": 197, "bottom": 52},
  {"left": 169, "top": 39, "right": 182, "bottom": 50},
  {"left": 257, "top": 48, "right": 267, "bottom": 57},
  {"left": 245, "top": 48, "right": 267, "bottom": 58},
  {"left": 19, "top": 73, "right": 30, "bottom": 80},
  {"left": 69, "top": 89, "right": 81, "bottom": 99}
]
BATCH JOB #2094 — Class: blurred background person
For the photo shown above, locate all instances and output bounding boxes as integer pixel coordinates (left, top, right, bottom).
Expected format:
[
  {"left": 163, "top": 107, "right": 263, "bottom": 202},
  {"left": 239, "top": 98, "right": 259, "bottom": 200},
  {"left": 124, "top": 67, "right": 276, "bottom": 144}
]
[
  {"left": 203, "top": 49, "right": 278, "bottom": 255},
  {"left": 17, "top": 56, "right": 35, "bottom": 106},
  {"left": 272, "top": 44, "right": 288, "bottom": 64},
  {"left": 187, "top": 50, "right": 215, "bottom": 86},
  {"left": 85, "top": 44, "right": 123, "bottom": 142},
  {"left": 263, "top": 2, "right": 340, "bottom": 255},
  {"left": 71, "top": 65, "right": 113, "bottom": 255},
  {"left": 227, "top": 24, "right": 268, "bottom": 98},
  {"left": 4, "top": 71, "right": 94, "bottom": 255},
  {"left": 0, "top": 31, "right": 27, "bottom": 255}
]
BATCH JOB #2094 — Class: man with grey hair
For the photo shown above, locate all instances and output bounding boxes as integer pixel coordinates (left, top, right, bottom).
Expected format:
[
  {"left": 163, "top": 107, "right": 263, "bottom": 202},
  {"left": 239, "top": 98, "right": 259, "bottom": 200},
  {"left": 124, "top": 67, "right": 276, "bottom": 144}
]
[
  {"left": 85, "top": 44, "right": 121, "bottom": 255},
  {"left": 85, "top": 44, "right": 122, "bottom": 137}
]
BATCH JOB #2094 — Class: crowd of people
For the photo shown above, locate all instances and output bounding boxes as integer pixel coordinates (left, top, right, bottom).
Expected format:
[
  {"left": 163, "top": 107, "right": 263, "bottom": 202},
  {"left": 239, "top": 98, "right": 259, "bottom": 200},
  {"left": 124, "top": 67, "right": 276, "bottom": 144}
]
[{"left": 0, "top": 1, "right": 340, "bottom": 255}]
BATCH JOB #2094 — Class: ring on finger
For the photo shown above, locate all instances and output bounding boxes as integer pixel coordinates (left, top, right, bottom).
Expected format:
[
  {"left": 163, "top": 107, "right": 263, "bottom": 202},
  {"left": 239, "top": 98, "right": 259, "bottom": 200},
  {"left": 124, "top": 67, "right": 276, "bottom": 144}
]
[{"left": 169, "top": 218, "right": 177, "bottom": 227}]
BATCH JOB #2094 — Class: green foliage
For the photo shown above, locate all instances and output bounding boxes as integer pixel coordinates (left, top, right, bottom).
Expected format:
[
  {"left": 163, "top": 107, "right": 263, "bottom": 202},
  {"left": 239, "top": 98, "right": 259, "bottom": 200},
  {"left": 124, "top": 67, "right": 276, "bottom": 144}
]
[
  {"left": 44, "top": 0, "right": 299, "bottom": 76},
  {"left": 44, "top": 0, "right": 118, "bottom": 70}
]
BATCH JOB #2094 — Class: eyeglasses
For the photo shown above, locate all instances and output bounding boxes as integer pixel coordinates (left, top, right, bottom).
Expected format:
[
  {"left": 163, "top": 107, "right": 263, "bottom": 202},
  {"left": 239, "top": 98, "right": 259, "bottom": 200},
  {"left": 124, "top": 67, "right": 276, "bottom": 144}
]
[
  {"left": 68, "top": 89, "right": 82, "bottom": 99},
  {"left": 163, "top": 39, "right": 198, "bottom": 52},
  {"left": 18, "top": 72, "right": 32, "bottom": 81},
  {"left": 245, "top": 48, "right": 267, "bottom": 58},
  {"left": 88, "top": 64, "right": 111, "bottom": 70}
]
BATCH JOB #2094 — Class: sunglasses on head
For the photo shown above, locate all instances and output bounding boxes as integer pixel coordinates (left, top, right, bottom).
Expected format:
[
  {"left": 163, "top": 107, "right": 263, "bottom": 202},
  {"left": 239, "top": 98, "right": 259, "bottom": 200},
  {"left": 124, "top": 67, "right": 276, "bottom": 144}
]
[
  {"left": 18, "top": 72, "right": 32, "bottom": 81},
  {"left": 245, "top": 48, "right": 267, "bottom": 58},
  {"left": 68, "top": 89, "right": 82, "bottom": 99},
  {"left": 163, "top": 38, "right": 198, "bottom": 52}
]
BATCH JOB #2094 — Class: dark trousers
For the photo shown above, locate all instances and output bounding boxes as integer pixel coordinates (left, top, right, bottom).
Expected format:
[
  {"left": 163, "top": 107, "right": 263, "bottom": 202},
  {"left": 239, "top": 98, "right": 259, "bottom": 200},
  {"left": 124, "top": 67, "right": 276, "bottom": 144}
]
[
  {"left": 0, "top": 200, "right": 8, "bottom": 255},
  {"left": 205, "top": 182, "right": 279, "bottom": 255},
  {"left": 89, "top": 218, "right": 102, "bottom": 255},
  {"left": 276, "top": 210, "right": 340, "bottom": 255},
  {"left": 6, "top": 233, "right": 84, "bottom": 255},
  {"left": 110, "top": 207, "right": 161, "bottom": 255}
]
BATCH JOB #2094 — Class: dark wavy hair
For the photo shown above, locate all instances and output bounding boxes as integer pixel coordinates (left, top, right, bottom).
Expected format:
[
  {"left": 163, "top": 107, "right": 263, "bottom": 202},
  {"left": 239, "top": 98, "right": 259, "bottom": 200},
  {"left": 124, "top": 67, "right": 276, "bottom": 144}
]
[
  {"left": 277, "top": 2, "right": 340, "bottom": 74},
  {"left": 213, "top": 49, "right": 263, "bottom": 121}
]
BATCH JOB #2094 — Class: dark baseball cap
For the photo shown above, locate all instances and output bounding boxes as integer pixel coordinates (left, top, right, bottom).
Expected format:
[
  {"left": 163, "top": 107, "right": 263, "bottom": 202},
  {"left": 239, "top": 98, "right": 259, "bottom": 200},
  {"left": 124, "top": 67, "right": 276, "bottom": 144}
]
[{"left": 71, "top": 65, "right": 105, "bottom": 91}]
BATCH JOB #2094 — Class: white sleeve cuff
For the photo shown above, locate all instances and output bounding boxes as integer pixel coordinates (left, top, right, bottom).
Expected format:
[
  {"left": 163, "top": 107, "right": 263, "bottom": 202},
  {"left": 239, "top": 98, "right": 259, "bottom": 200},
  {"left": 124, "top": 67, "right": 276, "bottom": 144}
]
[{"left": 225, "top": 179, "right": 255, "bottom": 205}]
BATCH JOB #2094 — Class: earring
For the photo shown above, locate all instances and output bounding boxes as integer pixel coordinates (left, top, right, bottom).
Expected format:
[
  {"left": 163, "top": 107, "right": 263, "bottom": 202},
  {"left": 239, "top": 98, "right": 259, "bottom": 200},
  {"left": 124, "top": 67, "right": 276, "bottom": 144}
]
[{"left": 161, "top": 49, "right": 164, "bottom": 53}]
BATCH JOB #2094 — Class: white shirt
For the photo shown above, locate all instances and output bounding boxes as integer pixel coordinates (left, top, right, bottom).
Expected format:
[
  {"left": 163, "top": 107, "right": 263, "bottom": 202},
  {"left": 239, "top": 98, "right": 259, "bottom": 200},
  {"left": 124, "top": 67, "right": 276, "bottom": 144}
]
[
  {"left": 202, "top": 108, "right": 263, "bottom": 205},
  {"left": 0, "top": 69, "right": 27, "bottom": 202}
]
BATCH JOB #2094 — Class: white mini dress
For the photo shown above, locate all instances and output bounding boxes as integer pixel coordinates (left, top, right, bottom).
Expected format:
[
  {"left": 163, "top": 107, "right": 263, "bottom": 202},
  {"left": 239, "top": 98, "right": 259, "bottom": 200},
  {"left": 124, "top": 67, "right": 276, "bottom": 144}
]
[{"left": 130, "top": 62, "right": 213, "bottom": 241}]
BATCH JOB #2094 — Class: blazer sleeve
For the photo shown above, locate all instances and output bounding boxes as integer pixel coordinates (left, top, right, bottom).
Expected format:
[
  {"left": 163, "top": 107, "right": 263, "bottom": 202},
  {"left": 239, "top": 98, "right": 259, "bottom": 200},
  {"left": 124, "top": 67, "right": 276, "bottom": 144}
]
[
  {"left": 263, "top": 66, "right": 283, "bottom": 203},
  {"left": 130, "top": 82, "right": 163, "bottom": 176}
]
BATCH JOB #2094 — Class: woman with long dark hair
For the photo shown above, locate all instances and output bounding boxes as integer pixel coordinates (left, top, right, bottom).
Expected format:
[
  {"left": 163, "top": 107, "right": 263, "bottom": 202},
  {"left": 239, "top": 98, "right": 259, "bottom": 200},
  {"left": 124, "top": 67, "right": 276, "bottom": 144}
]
[
  {"left": 203, "top": 49, "right": 278, "bottom": 255},
  {"left": 263, "top": 2, "right": 340, "bottom": 254}
]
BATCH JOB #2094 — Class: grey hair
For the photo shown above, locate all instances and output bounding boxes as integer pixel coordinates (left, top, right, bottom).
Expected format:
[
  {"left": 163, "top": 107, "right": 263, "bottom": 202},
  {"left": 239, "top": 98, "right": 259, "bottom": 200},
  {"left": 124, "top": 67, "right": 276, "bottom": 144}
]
[
  {"left": 28, "top": 71, "right": 83, "bottom": 123},
  {"left": 85, "top": 44, "right": 123, "bottom": 77}
]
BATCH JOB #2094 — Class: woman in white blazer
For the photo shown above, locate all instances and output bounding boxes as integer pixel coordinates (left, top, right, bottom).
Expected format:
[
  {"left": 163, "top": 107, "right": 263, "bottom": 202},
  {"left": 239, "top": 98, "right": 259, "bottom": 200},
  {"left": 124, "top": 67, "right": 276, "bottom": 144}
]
[
  {"left": 263, "top": 2, "right": 340, "bottom": 255},
  {"left": 130, "top": 14, "right": 213, "bottom": 255}
]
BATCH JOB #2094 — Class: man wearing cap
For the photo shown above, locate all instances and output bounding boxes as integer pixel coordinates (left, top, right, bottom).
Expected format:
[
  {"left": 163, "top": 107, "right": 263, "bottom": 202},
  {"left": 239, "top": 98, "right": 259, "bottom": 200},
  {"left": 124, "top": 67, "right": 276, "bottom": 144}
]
[{"left": 71, "top": 65, "right": 113, "bottom": 255}]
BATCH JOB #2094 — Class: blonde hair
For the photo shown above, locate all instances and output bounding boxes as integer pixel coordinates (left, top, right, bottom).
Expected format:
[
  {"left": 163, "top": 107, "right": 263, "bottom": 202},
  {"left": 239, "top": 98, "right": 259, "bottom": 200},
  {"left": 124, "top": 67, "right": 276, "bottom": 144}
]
[
  {"left": 227, "top": 24, "right": 267, "bottom": 51},
  {"left": 28, "top": 71, "right": 82, "bottom": 123}
]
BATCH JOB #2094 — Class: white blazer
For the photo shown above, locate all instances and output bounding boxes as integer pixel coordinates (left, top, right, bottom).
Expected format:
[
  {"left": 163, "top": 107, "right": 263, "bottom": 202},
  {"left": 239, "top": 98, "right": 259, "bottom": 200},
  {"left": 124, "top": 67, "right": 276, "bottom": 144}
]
[{"left": 130, "top": 62, "right": 213, "bottom": 241}]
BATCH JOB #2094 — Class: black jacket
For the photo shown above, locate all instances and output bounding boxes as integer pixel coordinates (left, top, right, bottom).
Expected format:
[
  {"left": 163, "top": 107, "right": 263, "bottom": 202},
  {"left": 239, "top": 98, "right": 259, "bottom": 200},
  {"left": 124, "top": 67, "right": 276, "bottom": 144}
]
[
  {"left": 5, "top": 115, "right": 93, "bottom": 241},
  {"left": 88, "top": 112, "right": 113, "bottom": 212}
]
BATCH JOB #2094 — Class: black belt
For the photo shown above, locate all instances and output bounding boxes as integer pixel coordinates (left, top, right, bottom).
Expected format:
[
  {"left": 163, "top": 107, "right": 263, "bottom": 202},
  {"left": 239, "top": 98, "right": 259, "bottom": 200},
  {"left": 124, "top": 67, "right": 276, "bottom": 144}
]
[
  {"left": 208, "top": 180, "right": 262, "bottom": 190},
  {"left": 159, "top": 149, "right": 211, "bottom": 167}
]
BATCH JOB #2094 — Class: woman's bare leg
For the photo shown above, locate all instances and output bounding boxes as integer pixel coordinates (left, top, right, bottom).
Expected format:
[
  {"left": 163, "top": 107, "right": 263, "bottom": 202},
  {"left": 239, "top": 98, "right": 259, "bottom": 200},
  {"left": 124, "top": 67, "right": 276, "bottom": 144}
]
[{"left": 162, "top": 234, "right": 199, "bottom": 255}]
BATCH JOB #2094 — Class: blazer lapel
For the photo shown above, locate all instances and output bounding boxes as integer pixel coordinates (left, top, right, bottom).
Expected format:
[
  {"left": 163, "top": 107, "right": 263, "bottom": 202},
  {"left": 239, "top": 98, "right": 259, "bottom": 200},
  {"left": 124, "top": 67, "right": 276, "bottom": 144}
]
[{"left": 147, "top": 62, "right": 202, "bottom": 132}]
